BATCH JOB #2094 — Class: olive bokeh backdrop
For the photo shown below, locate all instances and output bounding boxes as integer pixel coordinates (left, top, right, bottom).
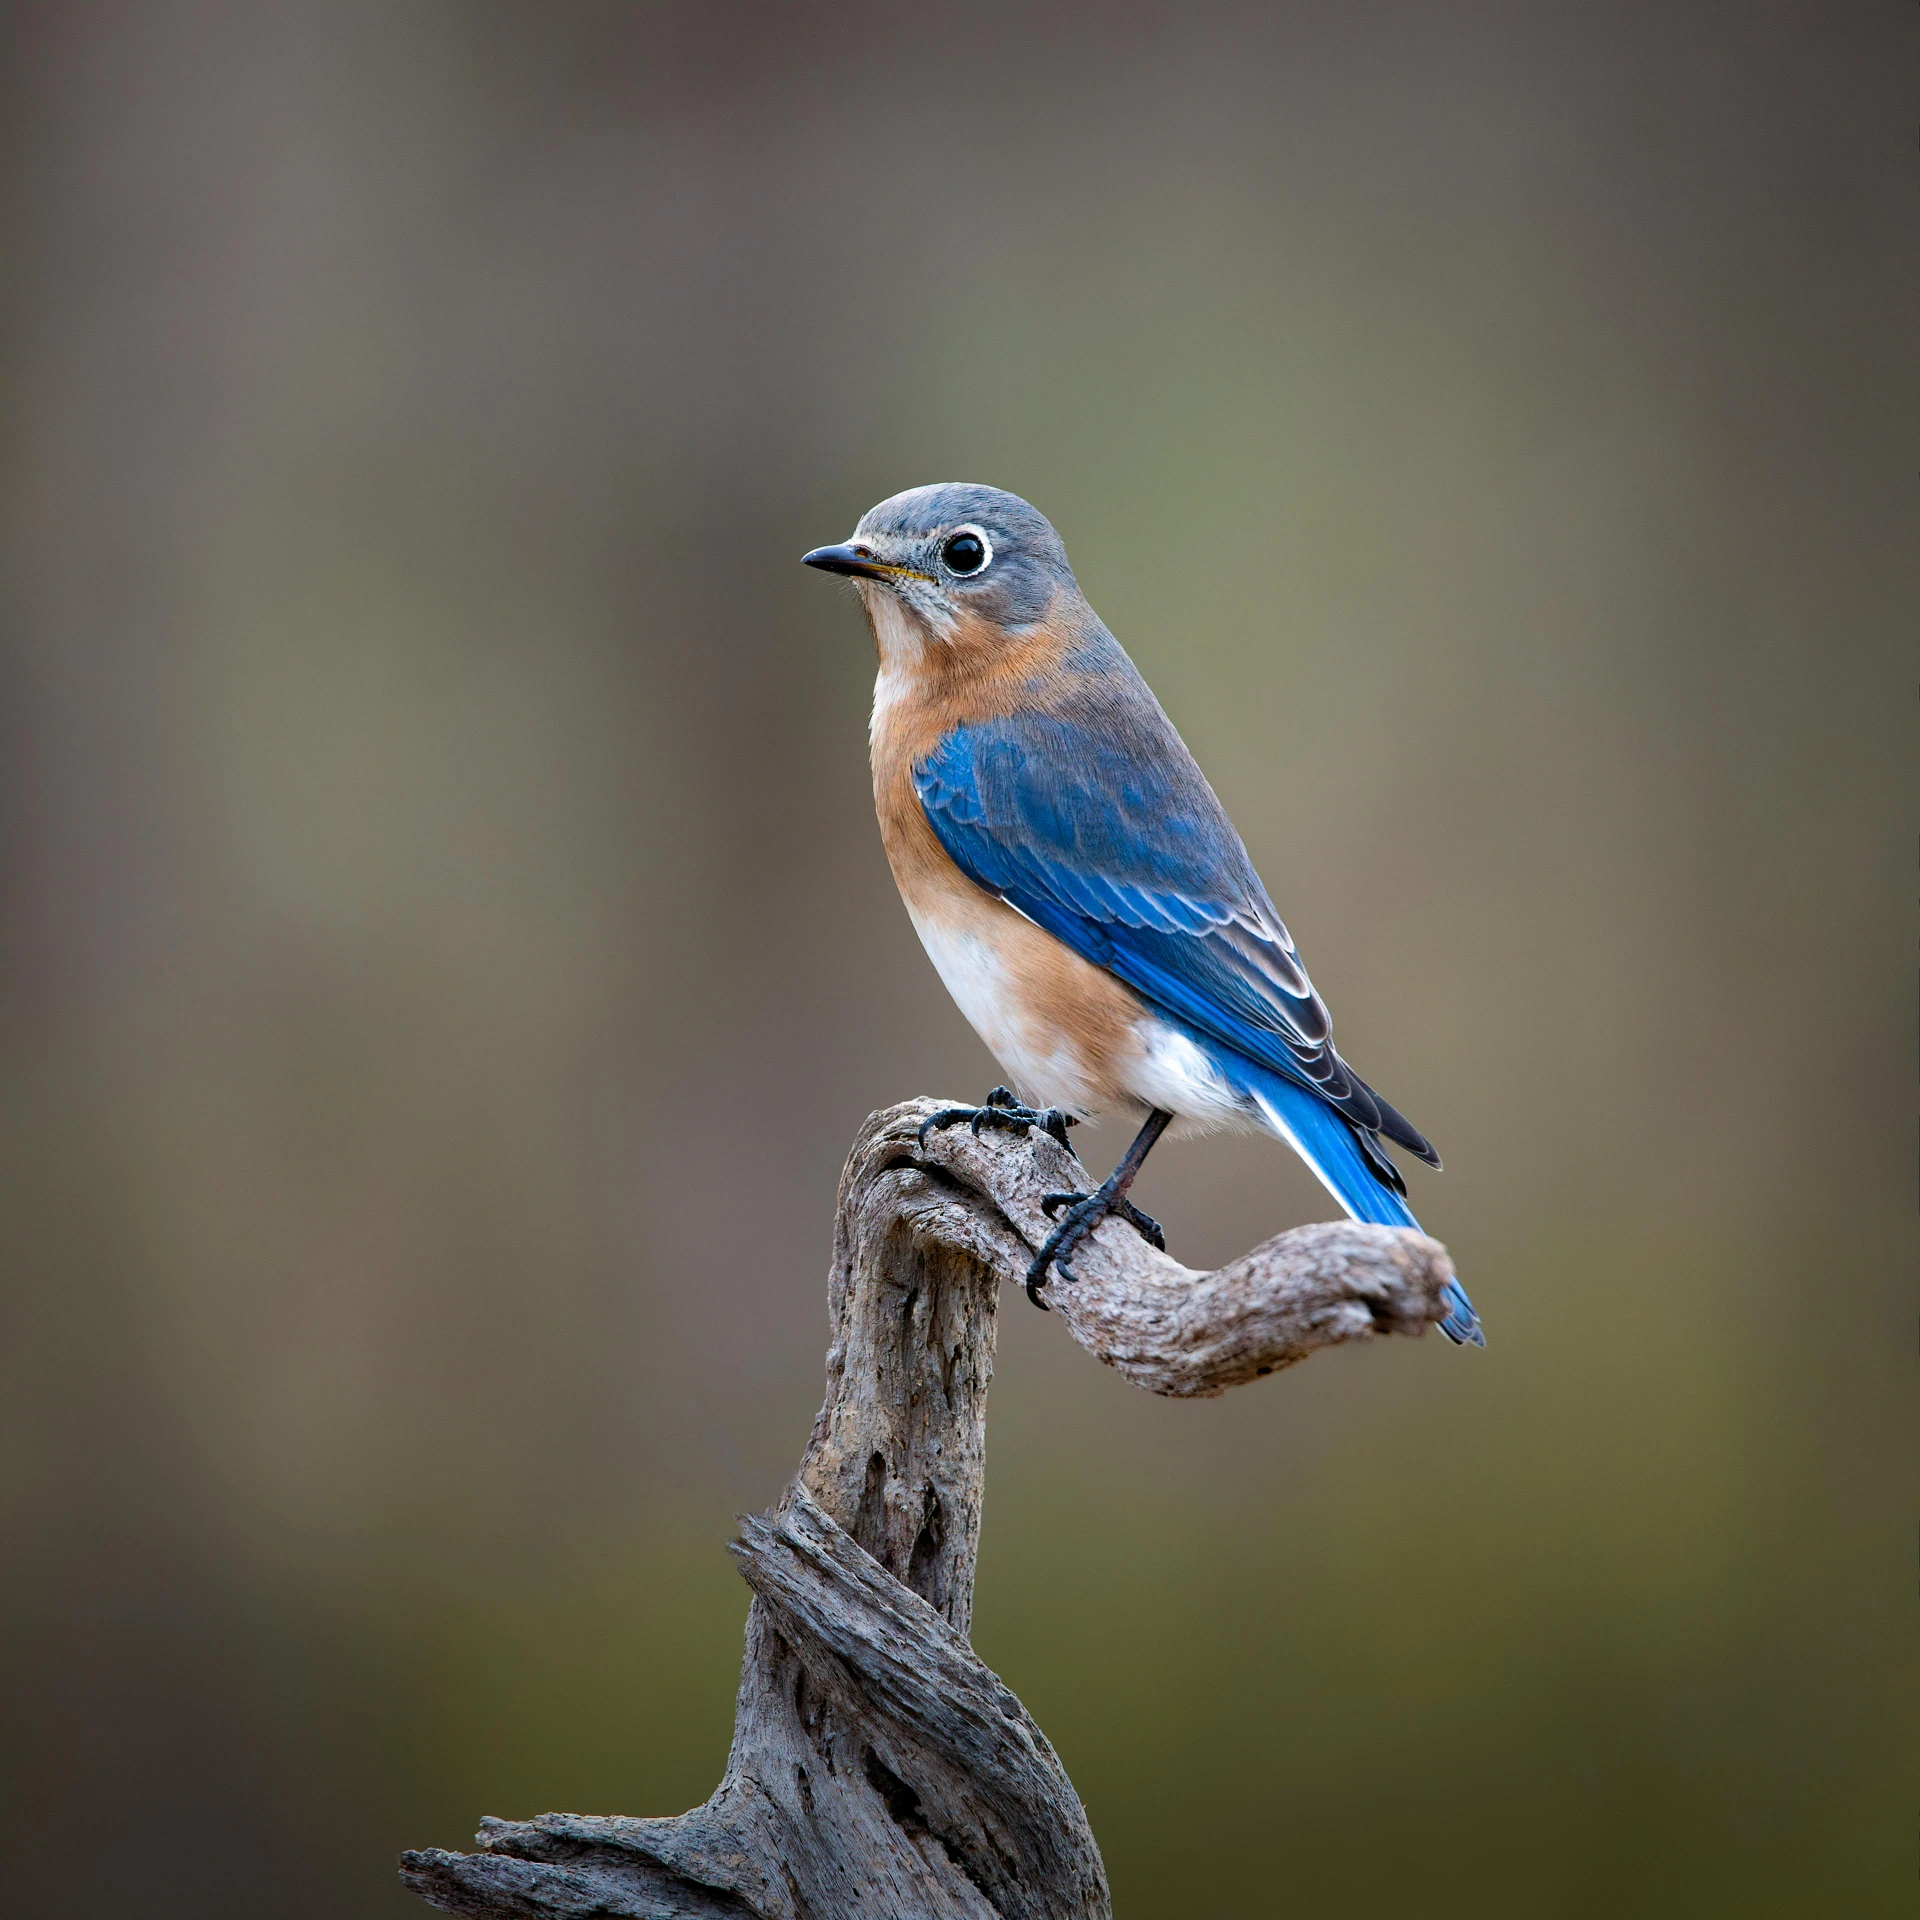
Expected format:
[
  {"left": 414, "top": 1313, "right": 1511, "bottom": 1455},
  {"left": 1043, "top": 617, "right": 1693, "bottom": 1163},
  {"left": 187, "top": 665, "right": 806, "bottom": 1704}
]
[{"left": 2, "top": 4, "right": 1912, "bottom": 1915}]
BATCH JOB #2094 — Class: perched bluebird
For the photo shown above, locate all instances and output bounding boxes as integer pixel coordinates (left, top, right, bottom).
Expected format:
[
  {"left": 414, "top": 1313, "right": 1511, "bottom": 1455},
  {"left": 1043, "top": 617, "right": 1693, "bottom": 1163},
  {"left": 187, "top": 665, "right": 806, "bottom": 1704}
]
[{"left": 804, "top": 484, "right": 1481, "bottom": 1344}]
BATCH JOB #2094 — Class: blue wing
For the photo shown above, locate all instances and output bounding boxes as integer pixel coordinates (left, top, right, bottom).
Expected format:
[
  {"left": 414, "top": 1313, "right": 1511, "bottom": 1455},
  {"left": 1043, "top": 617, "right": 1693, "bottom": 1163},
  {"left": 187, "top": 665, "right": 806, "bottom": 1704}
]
[{"left": 913, "top": 699, "right": 1438, "bottom": 1179}]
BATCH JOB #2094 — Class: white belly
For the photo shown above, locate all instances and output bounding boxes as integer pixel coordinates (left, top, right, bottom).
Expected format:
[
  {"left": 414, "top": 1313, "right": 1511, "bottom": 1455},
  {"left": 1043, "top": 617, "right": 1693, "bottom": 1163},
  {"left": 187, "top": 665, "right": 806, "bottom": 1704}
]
[
  {"left": 1126, "top": 1017, "right": 1257, "bottom": 1136},
  {"left": 905, "top": 900, "right": 1105, "bottom": 1115},
  {"left": 904, "top": 896, "right": 1260, "bottom": 1137}
]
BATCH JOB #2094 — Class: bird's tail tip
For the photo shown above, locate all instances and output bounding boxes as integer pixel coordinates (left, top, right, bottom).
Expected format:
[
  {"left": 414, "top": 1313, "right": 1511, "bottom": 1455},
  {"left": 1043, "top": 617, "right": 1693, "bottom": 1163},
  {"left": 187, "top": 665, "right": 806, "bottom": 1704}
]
[{"left": 1437, "top": 1278, "right": 1486, "bottom": 1348}]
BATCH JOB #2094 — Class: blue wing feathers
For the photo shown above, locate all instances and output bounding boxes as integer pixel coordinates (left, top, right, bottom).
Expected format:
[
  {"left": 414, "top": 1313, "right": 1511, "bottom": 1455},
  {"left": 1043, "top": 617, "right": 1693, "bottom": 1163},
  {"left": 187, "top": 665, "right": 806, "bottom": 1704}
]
[
  {"left": 913, "top": 704, "right": 1478, "bottom": 1345},
  {"left": 915, "top": 714, "right": 1435, "bottom": 1161}
]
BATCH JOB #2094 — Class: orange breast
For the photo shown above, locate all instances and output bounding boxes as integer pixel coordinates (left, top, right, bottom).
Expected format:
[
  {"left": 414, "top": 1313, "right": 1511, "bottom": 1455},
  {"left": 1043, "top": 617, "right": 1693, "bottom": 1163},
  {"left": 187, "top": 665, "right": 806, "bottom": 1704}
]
[{"left": 869, "top": 633, "right": 1152, "bottom": 1120}]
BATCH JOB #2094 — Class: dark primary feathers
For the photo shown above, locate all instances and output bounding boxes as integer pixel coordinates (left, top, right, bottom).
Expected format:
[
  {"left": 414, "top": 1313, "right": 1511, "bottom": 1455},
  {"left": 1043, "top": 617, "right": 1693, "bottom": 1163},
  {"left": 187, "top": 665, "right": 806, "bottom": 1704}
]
[{"left": 913, "top": 628, "right": 1438, "bottom": 1182}]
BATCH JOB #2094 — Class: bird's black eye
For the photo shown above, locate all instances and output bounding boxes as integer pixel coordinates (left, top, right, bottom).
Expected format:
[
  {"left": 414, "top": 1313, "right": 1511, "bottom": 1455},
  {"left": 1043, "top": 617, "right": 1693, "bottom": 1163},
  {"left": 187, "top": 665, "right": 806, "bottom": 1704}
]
[{"left": 940, "top": 528, "right": 990, "bottom": 577}]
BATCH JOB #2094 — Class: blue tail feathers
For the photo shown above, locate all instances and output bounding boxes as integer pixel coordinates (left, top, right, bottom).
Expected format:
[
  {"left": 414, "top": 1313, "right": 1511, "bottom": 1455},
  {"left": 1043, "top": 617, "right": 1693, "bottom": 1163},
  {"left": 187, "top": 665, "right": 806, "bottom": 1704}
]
[{"left": 1227, "top": 1057, "right": 1485, "bottom": 1347}]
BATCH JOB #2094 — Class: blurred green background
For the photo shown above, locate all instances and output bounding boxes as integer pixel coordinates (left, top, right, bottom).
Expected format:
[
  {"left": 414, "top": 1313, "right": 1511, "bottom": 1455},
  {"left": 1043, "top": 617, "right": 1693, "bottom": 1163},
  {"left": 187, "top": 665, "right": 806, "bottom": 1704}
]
[{"left": 1, "top": 3, "right": 1913, "bottom": 1914}]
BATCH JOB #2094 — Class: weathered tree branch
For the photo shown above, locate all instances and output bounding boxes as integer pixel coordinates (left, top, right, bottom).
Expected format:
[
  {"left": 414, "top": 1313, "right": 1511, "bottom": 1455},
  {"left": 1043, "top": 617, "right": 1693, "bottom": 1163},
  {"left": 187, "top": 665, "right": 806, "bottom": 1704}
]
[{"left": 401, "top": 1098, "right": 1458, "bottom": 1919}]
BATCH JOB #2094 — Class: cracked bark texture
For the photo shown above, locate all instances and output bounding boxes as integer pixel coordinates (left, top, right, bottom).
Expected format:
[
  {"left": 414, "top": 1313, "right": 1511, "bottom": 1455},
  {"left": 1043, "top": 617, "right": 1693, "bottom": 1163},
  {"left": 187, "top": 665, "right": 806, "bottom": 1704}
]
[{"left": 401, "top": 1098, "right": 1460, "bottom": 1919}]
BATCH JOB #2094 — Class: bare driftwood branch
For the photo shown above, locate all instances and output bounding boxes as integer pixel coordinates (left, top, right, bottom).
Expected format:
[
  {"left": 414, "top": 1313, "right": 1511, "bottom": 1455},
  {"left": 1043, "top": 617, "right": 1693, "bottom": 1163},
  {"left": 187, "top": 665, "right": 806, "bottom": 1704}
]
[{"left": 401, "top": 1098, "right": 1458, "bottom": 1919}]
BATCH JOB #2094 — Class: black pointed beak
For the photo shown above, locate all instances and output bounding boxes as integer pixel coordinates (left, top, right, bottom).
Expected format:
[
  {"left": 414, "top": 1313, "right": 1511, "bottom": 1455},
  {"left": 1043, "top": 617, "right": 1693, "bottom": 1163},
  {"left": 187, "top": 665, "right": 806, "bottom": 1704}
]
[{"left": 801, "top": 542, "right": 887, "bottom": 580}]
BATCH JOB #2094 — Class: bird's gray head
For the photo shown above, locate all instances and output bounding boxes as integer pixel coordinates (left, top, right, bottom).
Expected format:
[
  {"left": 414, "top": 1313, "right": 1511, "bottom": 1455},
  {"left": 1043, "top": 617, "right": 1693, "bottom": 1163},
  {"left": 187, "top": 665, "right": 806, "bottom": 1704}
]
[{"left": 802, "top": 484, "right": 1078, "bottom": 640}]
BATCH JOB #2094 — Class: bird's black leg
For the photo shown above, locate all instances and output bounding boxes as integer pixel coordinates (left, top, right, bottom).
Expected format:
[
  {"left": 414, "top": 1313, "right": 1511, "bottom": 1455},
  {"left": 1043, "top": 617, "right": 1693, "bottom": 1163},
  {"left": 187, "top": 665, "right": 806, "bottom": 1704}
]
[
  {"left": 917, "top": 1085, "right": 1077, "bottom": 1152},
  {"left": 1025, "top": 1107, "right": 1174, "bottom": 1308}
]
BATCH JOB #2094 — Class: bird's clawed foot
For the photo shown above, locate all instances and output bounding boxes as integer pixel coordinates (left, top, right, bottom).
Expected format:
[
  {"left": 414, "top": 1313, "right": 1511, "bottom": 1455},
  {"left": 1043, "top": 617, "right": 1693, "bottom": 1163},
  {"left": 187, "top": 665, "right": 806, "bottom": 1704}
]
[
  {"left": 918, "top": 1086, "right": 1077, "bottom": 1153},
  {"left": 922, "top": 1094, "right": 1172, "bottom": 1313},
  {"left": 1040, "top": 1188, "right": 1166, "bottom": 1252},
  {"left": 1025, "top": 1186, "right": 1166, "bottom": 1308}
]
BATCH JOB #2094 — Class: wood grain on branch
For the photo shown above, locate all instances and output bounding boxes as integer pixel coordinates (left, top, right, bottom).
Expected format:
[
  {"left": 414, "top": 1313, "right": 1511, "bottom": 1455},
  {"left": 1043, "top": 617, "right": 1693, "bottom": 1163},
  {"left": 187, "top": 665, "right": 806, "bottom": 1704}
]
[{"left": 401, "top": 1098, "right": 1458, "bottom": 1920}]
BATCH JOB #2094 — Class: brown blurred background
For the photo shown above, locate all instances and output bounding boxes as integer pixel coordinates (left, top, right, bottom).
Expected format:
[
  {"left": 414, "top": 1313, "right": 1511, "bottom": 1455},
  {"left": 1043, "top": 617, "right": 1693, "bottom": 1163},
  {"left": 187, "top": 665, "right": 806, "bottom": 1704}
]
[{"left": 0, "top": 3, "right": 1913, "bottom": 1914}]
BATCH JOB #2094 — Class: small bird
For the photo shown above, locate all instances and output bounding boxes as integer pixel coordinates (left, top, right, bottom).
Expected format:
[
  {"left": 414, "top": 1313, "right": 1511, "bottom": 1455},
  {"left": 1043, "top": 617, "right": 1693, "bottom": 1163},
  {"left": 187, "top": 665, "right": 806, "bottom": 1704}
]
[{"left": 804, "top": 485, "right": 1481, "bottom": 1344}]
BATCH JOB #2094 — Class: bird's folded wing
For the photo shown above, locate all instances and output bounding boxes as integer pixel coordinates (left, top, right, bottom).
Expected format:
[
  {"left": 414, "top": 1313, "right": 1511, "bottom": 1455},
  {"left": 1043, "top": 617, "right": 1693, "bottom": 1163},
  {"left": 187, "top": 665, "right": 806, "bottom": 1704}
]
[{"left": 914, "top": 714, "right": 1431, "bottom": 1160}]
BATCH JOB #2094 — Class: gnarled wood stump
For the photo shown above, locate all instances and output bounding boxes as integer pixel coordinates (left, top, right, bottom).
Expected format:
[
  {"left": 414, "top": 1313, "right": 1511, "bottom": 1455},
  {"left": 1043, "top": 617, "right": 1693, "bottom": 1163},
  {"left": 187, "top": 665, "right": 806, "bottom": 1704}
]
[{"left": 401, "top": 1098, "right": 1458, "bottom": 1919}]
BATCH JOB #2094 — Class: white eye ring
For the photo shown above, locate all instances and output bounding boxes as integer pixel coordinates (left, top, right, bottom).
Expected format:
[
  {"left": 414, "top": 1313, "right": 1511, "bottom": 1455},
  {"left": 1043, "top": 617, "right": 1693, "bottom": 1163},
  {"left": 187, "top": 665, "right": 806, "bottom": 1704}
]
[{"left": 939, "top": 524, "right": 993, "bottom": 578}]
